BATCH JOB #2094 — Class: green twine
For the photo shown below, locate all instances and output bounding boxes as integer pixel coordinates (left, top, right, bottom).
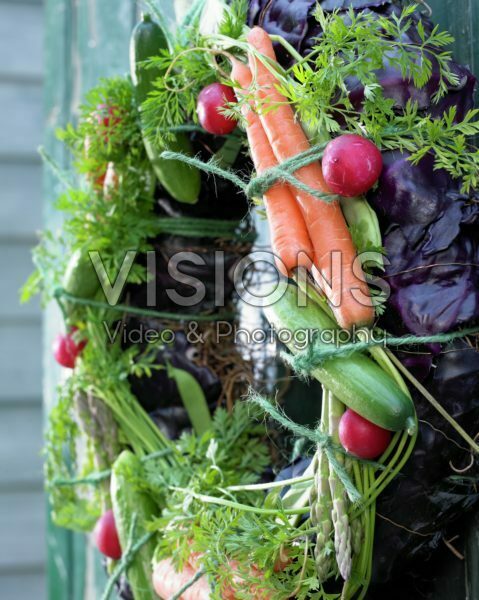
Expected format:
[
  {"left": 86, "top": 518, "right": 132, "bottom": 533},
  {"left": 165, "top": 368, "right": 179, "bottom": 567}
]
[
  {"left": 101, "top": 513, "right": 155, "bottom": 600},
  {"left": 170, "top": 568, "right": 206, "bottom": 600},
  {"left": 54, "top": 288, "right": 237, "bottom": 323},
  {"left": 52, "top": 449, "right": 173, "bottom": 488},
  {"left": 249, "top": 391, "right": 362, "bottom": 503},
  {"left": 285, "top": 325, "right": 479, "bottom": 375},
  {"left": 161, "top": 141, "right": 335, "bottom": 202},
  {"left": 53, "top": 469, "right": 111, "bottom": 487}
]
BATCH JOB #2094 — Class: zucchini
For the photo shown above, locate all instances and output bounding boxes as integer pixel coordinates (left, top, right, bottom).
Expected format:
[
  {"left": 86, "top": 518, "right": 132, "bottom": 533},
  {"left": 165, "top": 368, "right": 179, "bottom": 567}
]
[
  {"left": 264, "top": 284, "right": 416, "bottom": 433},
  {"left": 111, "top": 451, "right": 159, "bottom": 600},
  {"left": 130, "top": 14, "right": 201, "bottom": 204}
]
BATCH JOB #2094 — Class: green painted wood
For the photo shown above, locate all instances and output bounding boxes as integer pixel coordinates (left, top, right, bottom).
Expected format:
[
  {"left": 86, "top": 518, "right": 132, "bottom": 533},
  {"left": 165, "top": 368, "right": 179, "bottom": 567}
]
[
  {"left": 44, "top": 1, "right": 137, "bottom": 598},
  {"left": 44, "top": 1, "right": 78, "bottom": 597},
  {"left": 428, "top": 0, "right": 478, "bottom": 75}
]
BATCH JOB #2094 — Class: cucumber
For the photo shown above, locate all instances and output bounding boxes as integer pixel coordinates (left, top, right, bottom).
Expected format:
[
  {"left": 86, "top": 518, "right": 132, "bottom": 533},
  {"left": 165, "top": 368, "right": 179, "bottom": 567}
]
[
  {"left": 62, "top": 249, "right": 100, "bottom": 320},
  {"left": 63, "top": 249, "right": 100, "bottom": 299},
  {"left": 264, "top": 284, "right": 416, "bottom": 433},
  {"left": 130, "top": 14, "right": 201, "bottom": 204},
  {"left": 111, "top": 451, "right": 159, "bottom": 600}
]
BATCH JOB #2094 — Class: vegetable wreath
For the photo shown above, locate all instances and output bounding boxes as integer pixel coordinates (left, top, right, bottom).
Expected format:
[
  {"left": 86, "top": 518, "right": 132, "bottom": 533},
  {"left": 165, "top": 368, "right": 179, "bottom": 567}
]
[{"left": 25, "top": 0, "right": 479, "bottom": 599}]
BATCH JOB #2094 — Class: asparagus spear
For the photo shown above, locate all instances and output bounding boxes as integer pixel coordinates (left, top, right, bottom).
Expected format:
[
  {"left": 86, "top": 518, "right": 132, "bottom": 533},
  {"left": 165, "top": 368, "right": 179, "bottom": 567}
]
[
  {"left": 310, "top": 389, "right": 334, "bottom": 581},
  {"left": 346, "top": 457, "right": 363, "bottom": 557},
  {"left": 328, "top": 391, "right": 352, "bottom": 580},
  {"left": 75, "top": 391, "right": 120, "bottom": 511}
]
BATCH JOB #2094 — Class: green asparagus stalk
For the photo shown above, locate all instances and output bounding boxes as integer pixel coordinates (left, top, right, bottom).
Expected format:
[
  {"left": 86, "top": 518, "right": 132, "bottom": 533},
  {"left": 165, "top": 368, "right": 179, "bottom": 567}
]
[
  {"left": 310, "top": 389, "right": 334, "bottom": 581},
  {"left": 346, "top": 457, "right": 363, "bottom": 557},
  {"left": 74, "top": 391, "right": 120, "bottom": 511},
  {"left": 328, "top": 391, "right": 352, "bottom": 580}
]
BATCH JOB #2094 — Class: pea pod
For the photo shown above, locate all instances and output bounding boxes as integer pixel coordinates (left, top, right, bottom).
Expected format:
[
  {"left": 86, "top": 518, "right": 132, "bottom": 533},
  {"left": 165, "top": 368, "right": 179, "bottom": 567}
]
[
  {"left": 111, "top": 451, "right": 159, "bottom": 600},
  {"left": 167, "top": 364, "right": 212, "bottom": 436},
  {"left": 130, "top": 14, "right": 201, "bottom": 204},
  {"left": 264, "top": 284, "right": 416, "bottom": 433}
]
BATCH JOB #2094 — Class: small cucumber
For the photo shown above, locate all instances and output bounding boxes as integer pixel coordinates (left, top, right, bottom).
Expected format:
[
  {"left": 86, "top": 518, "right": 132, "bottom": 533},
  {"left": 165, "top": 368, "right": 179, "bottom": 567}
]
[
  {"left": 130, "top": 14, "right": 201, "bottom": 204},
  {"left": 63, "top": 249, "right": 100, "bottom": 299},
  {"left": 111, "top": 451, "right": 159, "bottom": 600},
  {"left": 264, "top": 284, "right": 416, "bottom": 433},
  {"left": 63, "top": 249, "right": 100, "bottom": 320}
]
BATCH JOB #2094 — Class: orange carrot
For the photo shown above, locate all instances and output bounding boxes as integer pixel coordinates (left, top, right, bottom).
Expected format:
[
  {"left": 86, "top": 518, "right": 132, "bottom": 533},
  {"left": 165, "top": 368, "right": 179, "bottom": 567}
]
[
  {"left": 152, "top": 556, "right": 272, "bottom": 600},
  {"left": 247, "top": 27, "right": 374, "bottom": 329},
  {"left": 231, "top": 59, "right": 313, "bottom": 277},
  {"left": 153, "top": 558, "right": 210, "bottom": 600}
]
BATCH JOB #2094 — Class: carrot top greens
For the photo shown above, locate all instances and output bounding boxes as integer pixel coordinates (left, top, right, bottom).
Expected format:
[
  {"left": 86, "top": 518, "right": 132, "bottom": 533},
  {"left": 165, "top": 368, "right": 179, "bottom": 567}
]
[{"left": 142, "top": 2, "right": 479, "bottom": 192}]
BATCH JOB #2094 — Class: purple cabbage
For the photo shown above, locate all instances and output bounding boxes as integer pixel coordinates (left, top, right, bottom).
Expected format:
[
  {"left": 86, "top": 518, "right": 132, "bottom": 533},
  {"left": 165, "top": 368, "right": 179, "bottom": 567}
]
[{"left": 369, "top": 151, "right": 479, "bottom": 336}]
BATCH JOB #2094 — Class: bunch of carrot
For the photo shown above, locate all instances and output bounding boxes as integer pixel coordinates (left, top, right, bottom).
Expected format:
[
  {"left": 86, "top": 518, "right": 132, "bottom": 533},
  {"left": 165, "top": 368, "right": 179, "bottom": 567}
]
[{"left": 232, "top": 28, "right": 374, "bottom": 331}]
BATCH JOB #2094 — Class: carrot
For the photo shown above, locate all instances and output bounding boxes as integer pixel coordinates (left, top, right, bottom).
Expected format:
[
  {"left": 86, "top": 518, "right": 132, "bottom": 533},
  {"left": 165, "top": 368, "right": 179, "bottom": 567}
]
[
  {"left": 152, "top": 554, "right": 273, "bottom": 599},
  {"left": 153, "top": 558, "right": 210, "bottom": 600},
  {"left": 230, "top": 58, "right": 313, "bottom": 277},
  {"left": 246, "top": 27, "right": 374, "bottom": 329}
]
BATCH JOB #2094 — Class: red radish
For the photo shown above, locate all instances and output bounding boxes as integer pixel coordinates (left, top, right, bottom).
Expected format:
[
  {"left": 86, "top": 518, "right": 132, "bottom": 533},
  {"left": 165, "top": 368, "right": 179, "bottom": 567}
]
[
  {"left": 94, "top": 510, "right": 122, "bottom": 560},
  {"left": 339, "top": 408, "right": 392, "bottom": 459},
  {"left": 95, "top": 103, "right": 121, "bottom": 129},
  {"left": 52, "top": 328, "right": 86, "bottom": 369},
  {"left": 93, "top": 170, "right": 107, "bottom": 189},
  {"left": 95, "top": 104, "right": 121, "bottom": 144},
  {"left": 197, "top": 83, "right": 237, "bottom": 135},
  {"left": 322, "top": 134, "right": 383, "bottom": 197}
]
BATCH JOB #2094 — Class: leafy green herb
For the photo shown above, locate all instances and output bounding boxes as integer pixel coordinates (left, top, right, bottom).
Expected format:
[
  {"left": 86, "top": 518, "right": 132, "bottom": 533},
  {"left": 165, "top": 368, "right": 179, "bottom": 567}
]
[
  {"left": 145, "top": 403, "right": 271, "bottom": 561},
  {"left": 24, "top": 77, "right": 158, "bottom": 305},
  {"left": 45, "top": 379, "right": 102, "bottom": 531},
  {"left": 218, "top": 0, "right": 248, "bottom": 40},
  {"left": 277, "top": 6, "right": 479, "bottom": 192}
]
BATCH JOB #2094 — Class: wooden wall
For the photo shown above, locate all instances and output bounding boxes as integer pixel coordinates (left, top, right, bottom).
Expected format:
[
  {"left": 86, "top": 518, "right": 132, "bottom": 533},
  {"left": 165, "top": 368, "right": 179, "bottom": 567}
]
[{"left": 0, "top": 0, "right": 46, "bottom": 598}]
